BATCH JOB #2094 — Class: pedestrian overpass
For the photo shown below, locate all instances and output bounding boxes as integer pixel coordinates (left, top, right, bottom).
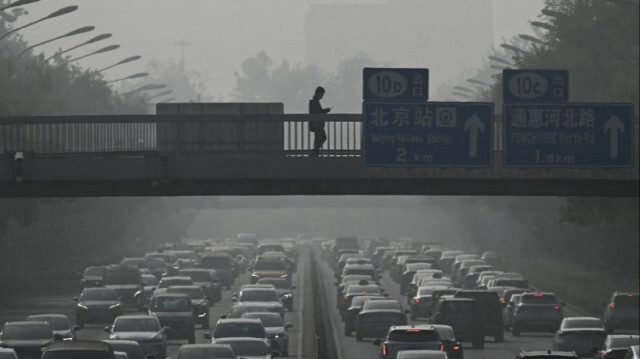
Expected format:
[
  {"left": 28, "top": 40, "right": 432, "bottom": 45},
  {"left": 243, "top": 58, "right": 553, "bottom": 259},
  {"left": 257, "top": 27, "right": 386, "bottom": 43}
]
[{"left": 0, "top": 111, "right": 637, "bottom": 197}]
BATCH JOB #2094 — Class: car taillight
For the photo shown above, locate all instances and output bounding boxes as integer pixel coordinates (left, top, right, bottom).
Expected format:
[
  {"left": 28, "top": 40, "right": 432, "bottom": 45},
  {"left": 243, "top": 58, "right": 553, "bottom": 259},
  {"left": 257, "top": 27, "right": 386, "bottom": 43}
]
[
  {"left": 610, "top": 303, "right": 616, "bottom": 309},
  {"left": 414, "top": 298, "right": 420, "bottom": 303},
  {"left": 439, "top": 344, "right": 444, "bottom": 351},
  {"left": 382, "top": 343, "right": 388, "bottom": 356},
  {"left": 553, "top": 305, "right": 560, "bottom": 310},
  {"left": 534, "top": 292, "right": 544, "bottom": 297},
  {"left": 453, "top": 345, "right": 461, "bottom": 351}
]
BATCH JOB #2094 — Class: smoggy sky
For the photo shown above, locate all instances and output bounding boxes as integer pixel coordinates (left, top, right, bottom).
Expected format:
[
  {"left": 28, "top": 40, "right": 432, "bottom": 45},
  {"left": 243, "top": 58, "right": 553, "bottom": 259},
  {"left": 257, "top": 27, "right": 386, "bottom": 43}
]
[{"left": 12, "top": 0, "right": 546, "bottom": 103}]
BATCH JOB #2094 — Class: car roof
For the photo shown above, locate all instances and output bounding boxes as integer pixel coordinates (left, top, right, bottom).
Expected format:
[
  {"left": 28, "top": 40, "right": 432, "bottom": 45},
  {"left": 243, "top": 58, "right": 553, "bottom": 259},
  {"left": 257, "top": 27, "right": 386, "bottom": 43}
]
[
  {"left": 44, "top": 340, "right": 113, "bottom": 352},
  {"left": 217, "top": 318, "right": 263, "bottom": 324},
  {"left": 151, "top": 292, "right": 191, "bottom": 298},
  {"left": 3, "top": 321, "right": 50, "bottom": 327},
  {"left": 25, "top": 314, "right": 69, "bottom": 320}
]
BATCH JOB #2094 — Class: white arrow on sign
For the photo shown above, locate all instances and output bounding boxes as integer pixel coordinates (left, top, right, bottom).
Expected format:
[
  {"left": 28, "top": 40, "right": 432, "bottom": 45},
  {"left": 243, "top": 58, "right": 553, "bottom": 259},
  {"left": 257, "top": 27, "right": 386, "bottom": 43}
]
[
  {"left": 464, "top": 114, "right": 485, "bottom": 158},
  {"left": 604, "top": 115, "right": 624, "bottom": 158}
]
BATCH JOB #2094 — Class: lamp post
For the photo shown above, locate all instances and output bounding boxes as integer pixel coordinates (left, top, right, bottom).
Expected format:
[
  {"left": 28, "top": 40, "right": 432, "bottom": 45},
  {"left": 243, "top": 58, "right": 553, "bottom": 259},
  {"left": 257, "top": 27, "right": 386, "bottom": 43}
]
[
  {"left": 148, "top": 89, "right": 173, "bottom": 100},
  {"left": 106, "top": 72, "right": 149, "bottom": 84},
  {"left": 0, "top": 5, "right": 78, "bottom": 41},
  {"left": 14, "top": 25, "right": 94, "bottom": 61},
  {"left": 98, "top": 55, "right": 141, "bottom": 72},
  {"left": 488, "top": 55, "right": 514, "bottom": 67},
  {"left": 44, "top": 33, "right": 112, "bottom": 63},
  {"left": 500, "top": 43, "right": 526, "bottom": 54},
  {"left": 57, "top": 44, "right": 120, "bottom": 67},
  {"left": 0, "top": 0, "right": 40, "bottom": 11}
]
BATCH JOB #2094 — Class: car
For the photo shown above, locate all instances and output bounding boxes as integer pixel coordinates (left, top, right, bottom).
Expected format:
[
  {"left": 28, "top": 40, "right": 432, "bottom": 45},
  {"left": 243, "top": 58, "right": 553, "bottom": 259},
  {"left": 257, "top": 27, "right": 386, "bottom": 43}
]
[
  {"left": 0, "top": 321, "right": 54, "bottom": 359},
  {"left": 553, "top": 318, "right": 607, "bottom": 358},
  {"left": 227, "top": 302, "right": 284, "bottom": 319},
  {"left": 396, "top": 350, "right": 448, "bottom": 359},
  {"left": 242, "top": 311, "right": 294, "bottom": 356},
  {"left": 174, "top": 343, "right": 236, "bottom": 359},
  {"left": 604, "top": 293, "right": 639, "bottom": 333},
  {"left": 41, "top": 340, "right": 116, "bottom": 359},
  {"left": 102, "top": 340, "right": 150, "bottom": 359},
  {"left": 80, "top": 265, "right": 107, "bottom": 288},
  {"left": 165, "top": 285, "right": 210, "bottom": 328},
  {"left": 234, "top": 287, "right": 285, "bottom": 318},
  {"left": 147, "top": 292, "right": 196, "bottom": 343},
  {"left": 0, "top": 348, "right": 17, "bottom": 359},
  {"left": 625, "top": 345, "right": 640, "bottom": 359},
  {"left": 355, "top": 299, "right": 408, "bottom": 342},
  {"left": 199, "top": 253, "right": 235, "bottom": 289},
  {"left": 400, "top": 262, "right": 435, "bottom": 295},
  {"left": 340, "top": 283, "right": 384, "bottom": 313},
  {"left": 156, "top": 276, "right": 194, "bottom": 289},
  {"left": 372, "top": 325, "right": 443, "bottom": 359},
  {"left": 178, "top": 268, "right": 223, "bottom": 303},
  {"left": 512, "top": 292, "right": 565, "bottom": 336},
  {"left": 454, "top": 289, "right": 504, "bottom": 342},
  {"left": 105, "top": 315, "right": 168, "bottom": 359},
  {"left": 25, "top": 314, "right": 78, "bottom": 341},
  {"left": 504, "top": 293, "right": 523, "bottom": 331},
  {"left": 431, "top": 324, "right": 463, "bottom": 359},
  {"left": 74, "top": 287, "right": 123, "bottom": 328},
  {"left": 204, "top": 318, "right": 267, "bottom": 345},
  {"left": 595, "top": 335, "right": 640, "bottom": 359},
  {"left": 343, "top": 295, "right": 387, "bottom": 336},
  {"left": 437, "top": 251, "right": 465, "bottom": 275},
  {"left": 431, "top": 298, "right": 484, "bottom": 349},
  {"left": 410, "top": 286, "right": 457, "bottom": 320},
  {"left": 134, "top": 274, "right": 160, "bottom": 311},
  {"left": 480, "top": 251, "right": 508, "bottom": 271},
  {"left": 514, "top": 350, "right": 578, "bottom": 358},
  {"left": 214, "top": 337, "right": 274, "bottom": 359},
  {"left": 103, "top": 265, "right": 144, "bottom": 308},
  {"left": 256, "top": 277, "right": 296, "bottom": 311}
]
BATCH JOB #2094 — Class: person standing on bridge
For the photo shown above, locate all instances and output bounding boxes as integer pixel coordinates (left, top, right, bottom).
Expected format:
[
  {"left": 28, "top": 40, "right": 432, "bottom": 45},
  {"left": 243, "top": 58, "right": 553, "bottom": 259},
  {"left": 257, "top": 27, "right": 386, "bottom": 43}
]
[{"left": 309, "top": 86, "right": 331, "bottom": 157}]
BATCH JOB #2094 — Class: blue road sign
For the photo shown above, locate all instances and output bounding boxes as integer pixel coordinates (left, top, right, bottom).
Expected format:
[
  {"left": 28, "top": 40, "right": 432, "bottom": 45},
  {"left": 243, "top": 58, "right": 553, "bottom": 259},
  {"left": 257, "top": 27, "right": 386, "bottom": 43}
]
[
  {"left": 503, "top": 69, "right": 569, "bottom": 103},
  {"left": 503, "top": 103, "right": 634, "bottom": 167},
  {"left": 363, "top": 68, "right": 429, "bottom": 101},
  {"left": 363, "top": 102, "right": 493, "bottom": 166}
]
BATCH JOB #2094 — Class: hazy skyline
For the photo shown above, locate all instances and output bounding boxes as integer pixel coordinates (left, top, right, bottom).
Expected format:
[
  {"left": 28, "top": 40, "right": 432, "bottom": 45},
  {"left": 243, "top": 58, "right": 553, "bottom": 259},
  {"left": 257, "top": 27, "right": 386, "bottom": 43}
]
[{"left": 14, "top": 0, "right": 546, "bottom": 105}]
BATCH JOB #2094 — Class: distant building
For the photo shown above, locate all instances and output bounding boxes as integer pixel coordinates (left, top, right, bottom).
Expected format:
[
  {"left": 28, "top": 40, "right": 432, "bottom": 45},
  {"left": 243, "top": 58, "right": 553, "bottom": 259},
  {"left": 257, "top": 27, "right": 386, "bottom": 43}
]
[{"left": 304, "top": 0, "right": 494, "bottom": 97}]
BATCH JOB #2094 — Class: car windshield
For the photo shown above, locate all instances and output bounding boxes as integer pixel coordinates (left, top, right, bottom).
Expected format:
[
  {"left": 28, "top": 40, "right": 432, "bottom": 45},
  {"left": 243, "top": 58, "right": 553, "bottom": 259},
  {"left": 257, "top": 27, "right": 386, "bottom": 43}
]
[
  {"left": 220, "top": 340, "right": 269, "bottom": 356},
  {"left": 347, "top": 286, "right": 380, "bottom": 295},
  {"left": 43, "top": 352, "right": 113, "bottom": 359},
  {"left": 563, "top": 318, "right": 603, "bottom": 329},
  {"left": 213, "top": 323, "right": 265, "bottom": 338},
  {"left": 27, "top": 317, "right": 69, "bottom": 331},
  {"left": 388, "top": 329, "right": 439, "bottom": 342},
  {"left": 442, "top": 302, "right": 474, "bottom": 317},
  {"left": 151, "top": 296, "right": 192, "bottom": 311},
  {"left": 113, "top": 318, "right": 159, "bottom": 332},
  {"left": 239, "top": 290, "right": 279, "bottom": 302},
  {"left": 613, "top": 295, "right": 639, "bottom": 308},
  {"left": 254, "top": 260, "right": 287, "bottom": 271},
  {"left": 104, "top": 272, "right": 140, "bottom": 285},
  {"left": 178, "top": 346, "right": 235, "bottom": 358},
  {"left": 362, "top": 300, "right": 401, "bottom": 311},
  {"left": 81, "top": 289, "right": 119, "bottom": 301},
  {"left": 106, "top": 343, "right": 144, "bottom": 359},
  {"left": 2, "top": 324, "right": 52, "bottom": 339},
  {"left": 167, "top": 287, "right": 205, "bottom": 299},
  {"left": 243, "top": 313, "right": 284, "bottom": 327}
]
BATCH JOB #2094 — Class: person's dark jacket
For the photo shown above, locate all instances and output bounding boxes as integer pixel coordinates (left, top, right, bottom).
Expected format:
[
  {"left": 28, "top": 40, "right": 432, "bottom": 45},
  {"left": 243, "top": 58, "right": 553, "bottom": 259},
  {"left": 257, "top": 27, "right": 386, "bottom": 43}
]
[{"left": 309, "top": 97, "right": 330, "bottom": 131}]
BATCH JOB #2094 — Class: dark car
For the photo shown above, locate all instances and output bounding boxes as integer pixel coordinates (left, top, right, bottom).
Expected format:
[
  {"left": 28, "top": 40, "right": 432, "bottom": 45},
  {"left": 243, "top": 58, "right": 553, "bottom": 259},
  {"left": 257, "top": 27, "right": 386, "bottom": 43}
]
[
  {"left": 595, "top": 335, "right": 640, "bottom": 359},
  {"left": 41, "top": 340, "right": 116, "bottom": 359},
  {"left": 74, "top": 287, "right": 123, "bottom": 328},
  {"left": 431, "top": 298, "right": 485, "bottom": 349},
  {"left": 103, "top": 265, "right": 143, "bottom": 308},
  {"left": 343, "top": 295, "right": 387, "bottom": 336},
  {"left": 148, "top": 292, "right": 196, "bottom": 343},
  {"left": 512, "top": 292, "right": 565, "bottom": 336},
  {"left": 105, "top": 315, "right": 168, "bottom": 359},
  {"left": 178, "top": 268, "right": 223, "bottom": 303},
  {"left": 410, "top": 286, "right": 457, "bottom": 320},
  {"left": 0, "top": 321, "right": 54, "bottom": 359},
  {"left": 25, "top": 314, "right": 78, "bottom": 341},
  {"left": 454, "top": 289, "right": 504, "bottom": 342},
  {"left": 80, "top": 265, "right": 106, "bottom": 288},
  {"left": 372, "top": 325, "right": 443, "bottom": 359},
  {"left": 256, "top": 277, "right": 295, "bottom": 311},
  {"left": 134, "top": 274, "right": 160, "bottom": 311},
  {"left": 355, "top": 299, "right": 408, "bottom": 341},
  {"left": 604, "top": 292, "right": 639, "bottom": 333},
  {"left": 166, "top": 285, "right": 211, "bottom": 329},
  {"left": 432, "top": 324, "right": 464, "bottom": 359},
  {"left": 199, "top": 253, "right": 235, "bottom": 289}
]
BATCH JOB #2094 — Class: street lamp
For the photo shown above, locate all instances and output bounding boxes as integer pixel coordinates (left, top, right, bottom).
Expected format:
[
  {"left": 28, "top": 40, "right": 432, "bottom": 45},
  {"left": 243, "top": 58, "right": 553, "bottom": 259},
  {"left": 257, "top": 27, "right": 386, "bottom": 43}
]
[
  {"left": 453, "top": 86, "right": 474, "bottom": 93},
  {"left": 519, "top": 34, "right": 547, "bottom": 46},
  {"left": 0, "top": 0, "right": 40, "bottom": 11},
  {"left": 0, "top": 5, "right": 78, "bottom": 41},
  {"left": 540, "top": 8, "right": 565, "bottom": 18},
  {"left": 44, "top": 33, "right": 112, "bottom": 63},
  {"left": 14, "top": 25, "right": 94, "bottom": 61},
  {"left": 451, "top": 91, "right": 471, "bottom": 99},
  {"left": 57, "top": 44, "right": 120, "bottom": 67},
  {"left": 106, "top": 72, "right": 149, "bottom": 84},
  {"left": 148, "top": 89, "right": 173, "bottom": 100},
  {"left": 530, "top": 21, "right": 555, "bottom": 31},
  {"left": 500, "top": 43, "right": 526, "bottom": 54},
  {"left": 98, "top": 55, "right": 141, "bottom": 72}
]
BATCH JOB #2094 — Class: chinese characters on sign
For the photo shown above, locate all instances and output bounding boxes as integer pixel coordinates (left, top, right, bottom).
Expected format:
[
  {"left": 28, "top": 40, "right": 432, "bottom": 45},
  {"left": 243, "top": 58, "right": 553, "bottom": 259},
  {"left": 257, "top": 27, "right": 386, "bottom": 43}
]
[
  {"left": 503, "top": 103, "right": 634, "bottom": 167},
  {"left": 363, "top": 102, "right": 493, "bottom": 166},
  {"left": 503, "top": 69, "right": 569, "bottom": 103}
]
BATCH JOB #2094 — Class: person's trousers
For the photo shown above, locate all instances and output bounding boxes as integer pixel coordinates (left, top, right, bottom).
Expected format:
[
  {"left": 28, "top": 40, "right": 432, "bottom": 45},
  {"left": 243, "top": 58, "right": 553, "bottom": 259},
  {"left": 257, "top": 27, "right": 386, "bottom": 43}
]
[{"left": 312, "top": 129, "right": 326, "bottom": 155}]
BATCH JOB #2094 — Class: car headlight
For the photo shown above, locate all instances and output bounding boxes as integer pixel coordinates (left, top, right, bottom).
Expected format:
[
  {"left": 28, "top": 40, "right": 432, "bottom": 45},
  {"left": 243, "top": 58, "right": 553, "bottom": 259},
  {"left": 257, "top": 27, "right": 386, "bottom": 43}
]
[
  {"left": 273, "top": 333, "right": 286, "bottom": 339},
  {"left": 280, "top": 274, "right": 288, "bottom": 278},
  {"left": 283, "top": 294, "right": 292, "bottom": 299},
  {"left": 109, "top": 303, "right": 121, "bottom": 309},
  {"left": 77, "top": 304, "right": 89, "bottom": 310}
]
